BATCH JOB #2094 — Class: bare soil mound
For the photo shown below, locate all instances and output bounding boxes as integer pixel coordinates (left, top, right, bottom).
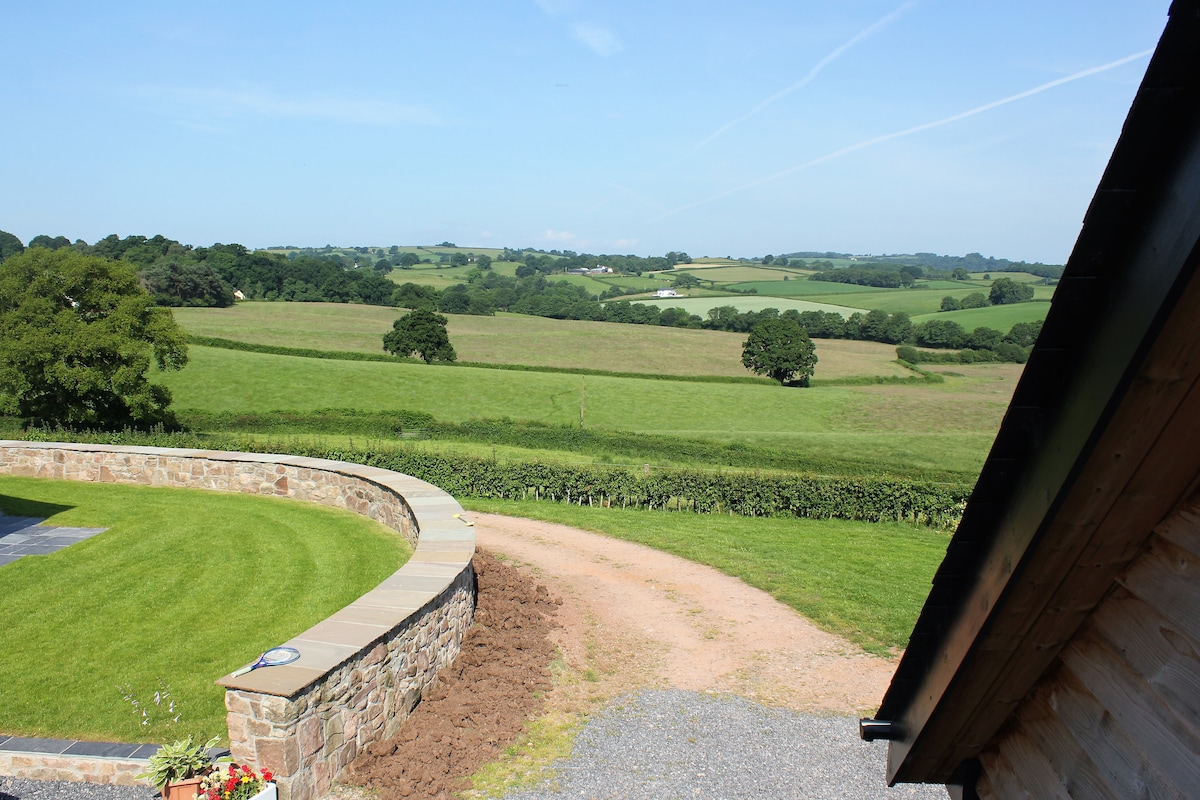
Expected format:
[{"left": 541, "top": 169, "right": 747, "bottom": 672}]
[{"left": 346, "top": 549, "right": 561, "bottom": 800}]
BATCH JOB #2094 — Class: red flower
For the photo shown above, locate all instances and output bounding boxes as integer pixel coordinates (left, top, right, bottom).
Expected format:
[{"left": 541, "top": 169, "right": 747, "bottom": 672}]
[{"left": 262, "top": 771, "right": 273, "bottom": 782}]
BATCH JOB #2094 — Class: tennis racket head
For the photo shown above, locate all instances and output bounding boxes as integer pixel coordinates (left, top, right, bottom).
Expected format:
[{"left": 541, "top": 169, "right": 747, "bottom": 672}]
[
  {"left": 230, "top": 646, "right": 301, "bottom": 676},
  {"left": 259, "top": 646, "right": 301, "bottom": 666}
]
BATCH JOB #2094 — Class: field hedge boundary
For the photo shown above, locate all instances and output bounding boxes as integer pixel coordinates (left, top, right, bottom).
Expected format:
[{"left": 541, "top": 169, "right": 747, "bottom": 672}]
[
  {"left": 170, "top": 409, "right": 974, "bottom": 483},
  {"left": 186, "top": 336, "right": 776, "bottom": 385},
  {"left": 11, "top": 428, "right": 970, "bottom": 529}
]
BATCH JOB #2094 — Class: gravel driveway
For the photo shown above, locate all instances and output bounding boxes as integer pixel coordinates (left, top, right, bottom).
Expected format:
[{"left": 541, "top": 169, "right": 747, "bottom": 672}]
[
  {"left": 1, "top": 690, "right": 945, "bottom": 800},
  {"left": 499, "top": 690, "right": 945, "bottom": 800}
]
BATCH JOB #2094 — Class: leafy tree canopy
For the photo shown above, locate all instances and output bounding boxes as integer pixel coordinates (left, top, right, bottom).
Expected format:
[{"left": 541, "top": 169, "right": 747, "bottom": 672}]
[
  {"left": 989, "top": 277, "right": 1035, "bottom": 305},
  {"left": 382, "top": 308, "right": 456, "bottom": 363},
  {"left": 0, "top": 230, "right": 24, "bottom": 262},
  {"left": 741, "top": 317, "right": 817, "bottom": 386},
  {"left": 0, "top": 249, "right": 188, "bottom": 427}
]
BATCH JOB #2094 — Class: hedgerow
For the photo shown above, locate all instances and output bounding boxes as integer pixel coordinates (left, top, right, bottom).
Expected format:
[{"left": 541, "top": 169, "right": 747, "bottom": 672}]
[{"left": 10, "top": 427, "right": 968, "bottom": 529}]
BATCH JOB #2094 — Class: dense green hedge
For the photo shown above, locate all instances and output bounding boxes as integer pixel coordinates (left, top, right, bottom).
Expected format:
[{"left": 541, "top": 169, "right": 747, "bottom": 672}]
[{"left": 10, "top": 428, "right": 969, "bottom": 529}]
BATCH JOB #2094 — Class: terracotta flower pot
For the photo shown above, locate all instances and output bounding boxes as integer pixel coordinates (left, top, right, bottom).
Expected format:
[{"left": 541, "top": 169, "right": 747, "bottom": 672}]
[{"left": 163, "top": 776, "right": 204, "bottom": 800}]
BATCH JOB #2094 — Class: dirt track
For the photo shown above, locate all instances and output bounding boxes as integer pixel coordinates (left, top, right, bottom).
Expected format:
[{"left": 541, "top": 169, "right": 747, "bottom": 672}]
[
  {"left": 346, "top": 513, "right": 899, "bottom": 799},
  {"left": 473, "top": 513, "right": 895, "bottom": 712}
]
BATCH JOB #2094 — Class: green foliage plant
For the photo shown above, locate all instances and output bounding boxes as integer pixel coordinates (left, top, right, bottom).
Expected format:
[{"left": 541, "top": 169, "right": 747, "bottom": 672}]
[
  {"left": 0, "top": 248, "right": 188, "bottom": 427},
  {"left": 136, "top": 734, "right": 222, "bottom": 790}
]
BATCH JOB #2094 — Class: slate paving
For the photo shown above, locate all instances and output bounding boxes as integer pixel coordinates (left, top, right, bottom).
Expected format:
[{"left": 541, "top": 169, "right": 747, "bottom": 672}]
[{"left": 0, "top": 515, "right": 106, "bottom": 567}]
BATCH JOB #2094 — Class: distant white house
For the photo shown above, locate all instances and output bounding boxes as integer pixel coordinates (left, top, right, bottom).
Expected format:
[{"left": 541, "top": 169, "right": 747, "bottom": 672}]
[
  {"left": 233, "top": 289, "right": 246, "bottom": 301},
  {"left": 655, "top": 288, "right": 680, "bottom": 298}
]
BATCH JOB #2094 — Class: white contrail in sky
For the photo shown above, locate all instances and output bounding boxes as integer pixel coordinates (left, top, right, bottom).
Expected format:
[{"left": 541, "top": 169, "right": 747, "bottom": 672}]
[
  {"left": 649, "top": 47, "right": 1155, "bottom": 222},
  {"left": 688, "top": 1, "right": 918, "bottom": 155}
]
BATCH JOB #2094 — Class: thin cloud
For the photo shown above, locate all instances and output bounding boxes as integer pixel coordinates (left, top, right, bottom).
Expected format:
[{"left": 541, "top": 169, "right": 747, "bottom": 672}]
[
  {"left": 136, "top": 86, "right": 441, "bottom": 126},
  {"left": 533, "top": 0, "right": 578, "bottom": 16},
  {"left": 571, "top": 22, "right": 622, "bottom": 56},
  {"left": 649, "top": 48, "right": 1155, "bottom": 222},
  {"left": 690, "top": 1, "right": 917, "bottom": 154},
  {"left": 541, "top": 229, "right": 577, "bottom": 242}
]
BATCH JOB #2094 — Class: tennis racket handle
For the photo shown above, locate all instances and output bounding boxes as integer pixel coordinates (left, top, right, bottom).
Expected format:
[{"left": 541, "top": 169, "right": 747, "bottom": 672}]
[{"left": 230, "top": 664, "right": 255, "bottom": 677}]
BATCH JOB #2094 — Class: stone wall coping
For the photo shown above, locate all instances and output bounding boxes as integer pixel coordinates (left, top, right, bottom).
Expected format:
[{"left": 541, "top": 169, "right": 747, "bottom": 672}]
[{"left": 0, "top": 441, "right": 476, "bottom": 700}]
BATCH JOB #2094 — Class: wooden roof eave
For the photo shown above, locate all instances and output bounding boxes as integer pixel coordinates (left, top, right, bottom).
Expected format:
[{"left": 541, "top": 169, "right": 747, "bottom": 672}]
[{"left": 876, "top": 3, "right": 1200, "bottom": 784}]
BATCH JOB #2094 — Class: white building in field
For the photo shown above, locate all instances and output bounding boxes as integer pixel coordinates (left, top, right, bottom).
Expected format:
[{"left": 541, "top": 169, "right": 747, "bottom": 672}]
[{"left": 655, "top": 288, "right": 680, "bottom": 298}]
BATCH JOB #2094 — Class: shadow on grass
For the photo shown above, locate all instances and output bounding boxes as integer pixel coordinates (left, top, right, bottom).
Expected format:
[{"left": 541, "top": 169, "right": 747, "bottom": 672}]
[{"left": 0, "top": 494, "right": 74, "bottom": 520}]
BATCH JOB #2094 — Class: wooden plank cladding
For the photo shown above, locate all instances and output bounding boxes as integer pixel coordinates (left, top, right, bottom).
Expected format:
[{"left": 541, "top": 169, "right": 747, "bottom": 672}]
[{"left": 977, "top": 501, "right": 1200, "bottom": 799}]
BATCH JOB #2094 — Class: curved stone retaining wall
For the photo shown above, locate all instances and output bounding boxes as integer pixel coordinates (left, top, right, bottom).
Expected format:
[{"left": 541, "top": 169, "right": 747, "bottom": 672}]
[{"left": 0, "top": 442, "right": 476, "bottom": 800}]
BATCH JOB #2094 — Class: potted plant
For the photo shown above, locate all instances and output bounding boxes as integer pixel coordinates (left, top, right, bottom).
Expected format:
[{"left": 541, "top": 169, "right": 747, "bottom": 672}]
[
  {"left": 137, "top": 734, "right": 222, "bottom": 800},
  {"left": 198, "top": 762, "right": 276, "bottom": 800}
]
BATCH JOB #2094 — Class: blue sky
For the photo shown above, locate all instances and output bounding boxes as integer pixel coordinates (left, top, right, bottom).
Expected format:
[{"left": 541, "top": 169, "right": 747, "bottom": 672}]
[{"left": 2, "top": 1, "right": 1171, "bottom": 263}]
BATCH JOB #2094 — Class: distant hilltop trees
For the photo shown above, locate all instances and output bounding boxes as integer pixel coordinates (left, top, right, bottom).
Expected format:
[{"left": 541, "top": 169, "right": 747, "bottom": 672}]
[{"left": 777, "top": 251, "right": 1063, "bottom": 281}]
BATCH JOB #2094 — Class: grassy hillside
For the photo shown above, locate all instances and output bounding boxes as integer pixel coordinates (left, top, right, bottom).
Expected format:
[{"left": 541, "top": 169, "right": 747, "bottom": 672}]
[
  {"left": 171, "top": 303, "right": 910, "bottom": 380},
  {"left": 632, "top": 295, "right": 871, "bottom": 315},
  {"left": 157, "top": 345, "right": 1014, "bottom": 479},
  {"left": 912, "top": 301, "right": 1052, "bottom": 328}
]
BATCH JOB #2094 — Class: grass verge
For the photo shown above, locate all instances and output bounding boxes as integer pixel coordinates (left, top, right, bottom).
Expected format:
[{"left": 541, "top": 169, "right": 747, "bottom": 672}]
[
  {"left": 0, "top": 476, "right": 409, "bottom": 742},
  {"left": 462, "top": 499, "right": 949, "bottom": 656}
]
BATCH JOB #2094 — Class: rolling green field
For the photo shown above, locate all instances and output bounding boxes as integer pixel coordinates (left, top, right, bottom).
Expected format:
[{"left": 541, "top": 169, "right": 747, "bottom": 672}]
[
  {"left": 822, "top": 286, "right": 1054, "bottom": 317},
  {"left": 0, "top": 476, "right": 408, "bottom": 741},
  {"left": 673, "top": 265, "right": 809, "bottom": 282},
  {"left": 728, "top": 280, "right": 894, "bottom": 297},
  {"left": 171, "top": 303, "right": 911, "bottom": 380},
  {"left": 632, "top": 295, "right": 871, "bottom": 316},
  {"left": 912, "top": 301, "right": 1052, "bottom": 328},
  {"left": 158, "top": 344, "right": 1014, "bottom": 479}
]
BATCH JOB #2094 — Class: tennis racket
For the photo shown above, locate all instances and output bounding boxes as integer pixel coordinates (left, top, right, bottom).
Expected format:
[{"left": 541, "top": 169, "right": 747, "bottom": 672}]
[{"left": 231, "top": 646, "right": 301, "bottom": 677}]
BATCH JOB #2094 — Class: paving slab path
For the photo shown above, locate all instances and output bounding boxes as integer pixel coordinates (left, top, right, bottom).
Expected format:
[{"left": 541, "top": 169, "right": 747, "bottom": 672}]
[{"left": 0, "top": 514, "right": 106, "bottom": 567}]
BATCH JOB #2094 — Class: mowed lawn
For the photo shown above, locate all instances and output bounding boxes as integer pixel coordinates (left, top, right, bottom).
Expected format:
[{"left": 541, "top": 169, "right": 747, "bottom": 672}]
[
  {"left": 171, "top": 303, "right": 910, "bottom": 379},
  {"left": 159, "top": 346, "right": 1014, "bottom": 478},
  {"left": 465, "top": 499, "right": 950, "bottom": 656},
  {"left": 0, "top": 477, "right": 408, "bottom": 742}
]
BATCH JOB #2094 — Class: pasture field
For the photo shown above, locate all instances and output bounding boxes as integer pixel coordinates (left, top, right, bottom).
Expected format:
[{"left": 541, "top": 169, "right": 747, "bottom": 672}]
[
  {"left": 918, "top": 279, "right": 991, "bottom": 290},
  {"left": 687, "top": 258, "right": 743, "bottom": 265},
  {"left": 549, "top": 274, "right": 612, "bottom": 293},
  {"left": 593, "top": 275, "right": 670, "bottom": 291},
  {"left": 672, "top": 265, "right": 809, "bottom": 282},
  {"left": 728, "top": 280, "right": 892, "bottom": 297},
  {"left": 968, "top": 271, "right": 1048, "bottom": 282},
  {"left": 912, "top": 301, "right": 1052, "bottom": 329},
  {"left": 387, "top": 265, "right": 486, "bottom": 289},
  {"left": 631, "top": 295, "right": 871, "bottom": 316},
  {"left": 158, "top": 345, "right": 1015, "bottom": 479},
  {"left": 0, "top": 476, "right": 408, "bottom": 741},
  {"left": 172, "top": 304, "right": 910, "bottom": 379},
  {"left": 464, "top": 499, "right": 950, "bottom": 655}
]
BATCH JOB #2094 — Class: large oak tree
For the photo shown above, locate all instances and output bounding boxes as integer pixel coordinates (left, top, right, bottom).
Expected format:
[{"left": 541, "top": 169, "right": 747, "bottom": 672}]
[
  {"left": 741, "top": 317, "right": 817, "bottom": 386},
  {"left": 0, "top": 248, "right": 188, "bottom": 427},
  {"left": 383, "top": 308, "right": 456, "bottom": 363}
]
